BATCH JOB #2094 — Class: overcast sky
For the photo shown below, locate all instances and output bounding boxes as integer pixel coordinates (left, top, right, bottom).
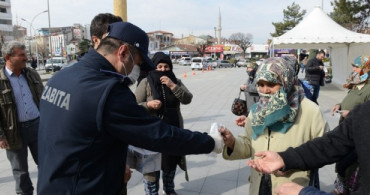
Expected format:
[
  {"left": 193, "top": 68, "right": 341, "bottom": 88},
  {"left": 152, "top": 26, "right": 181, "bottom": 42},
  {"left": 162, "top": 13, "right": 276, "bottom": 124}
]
[{"left": 11, "top": 0, "right": 334, "bottom": 44}]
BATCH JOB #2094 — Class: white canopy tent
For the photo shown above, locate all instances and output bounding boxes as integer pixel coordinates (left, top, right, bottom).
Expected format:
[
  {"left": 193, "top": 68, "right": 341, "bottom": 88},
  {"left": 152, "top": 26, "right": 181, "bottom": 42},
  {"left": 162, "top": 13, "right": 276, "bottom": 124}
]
[{"left": 271, "top": 6, "right": 370, "bottom": 84}]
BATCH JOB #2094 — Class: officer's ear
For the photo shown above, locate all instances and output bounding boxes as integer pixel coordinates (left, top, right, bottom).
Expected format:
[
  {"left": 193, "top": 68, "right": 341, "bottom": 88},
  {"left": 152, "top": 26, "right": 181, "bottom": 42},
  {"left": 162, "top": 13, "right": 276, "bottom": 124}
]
[
  {"left": 91, "top": 36, "right": 101, "bottom": 50},
  {"left": 117, "top": 44, "right": 129, "bottom": 61},
  {"left": 4, "top": 53, "right": 11, "bottom": 62}
]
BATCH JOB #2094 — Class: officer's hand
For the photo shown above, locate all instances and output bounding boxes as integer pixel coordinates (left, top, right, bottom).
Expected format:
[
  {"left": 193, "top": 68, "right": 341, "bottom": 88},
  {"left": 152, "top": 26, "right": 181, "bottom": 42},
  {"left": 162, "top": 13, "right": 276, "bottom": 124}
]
[
  {"left": 160, "top": 76, "right": 176, "bottom": 90},
  {"left": 209, "top": 131, "right": 223, "bottom": 154},
  {"left": 147, "top": 100, "right": 162, "bottom": 110},
  {"left": 0, "top": 138, "right": 9, "bottom": 149},
  {"left": 319, "top": 66, "right": 324, "bottom": 70},
  {"left": 124, "top": 164, "right": 132, "bottom": 183}
]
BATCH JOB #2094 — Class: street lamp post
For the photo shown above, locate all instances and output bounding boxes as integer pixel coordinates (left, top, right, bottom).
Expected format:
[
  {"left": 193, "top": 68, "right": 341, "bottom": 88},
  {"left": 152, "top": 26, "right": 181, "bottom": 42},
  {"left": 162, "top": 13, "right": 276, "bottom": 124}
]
[
  {"left": 21, "top": 10, "right": 48, "bottom": 69},
  {"left": 47, "top": 0, "right": 53, "bottom": 68}
]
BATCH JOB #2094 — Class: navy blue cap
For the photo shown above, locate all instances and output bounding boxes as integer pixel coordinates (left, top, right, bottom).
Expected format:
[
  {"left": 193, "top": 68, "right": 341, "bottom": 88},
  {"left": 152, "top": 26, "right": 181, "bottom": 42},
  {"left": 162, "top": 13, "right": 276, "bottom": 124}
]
[{"left": 106, "top": 22, "right": 155, "bottom": 71}]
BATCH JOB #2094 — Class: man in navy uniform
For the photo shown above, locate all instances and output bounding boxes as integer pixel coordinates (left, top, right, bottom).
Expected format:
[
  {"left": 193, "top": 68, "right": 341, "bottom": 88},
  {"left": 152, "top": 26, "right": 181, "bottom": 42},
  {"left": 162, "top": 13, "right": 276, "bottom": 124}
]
[{"left": 37, "top": 22, "right": 223, "bottom": 194}]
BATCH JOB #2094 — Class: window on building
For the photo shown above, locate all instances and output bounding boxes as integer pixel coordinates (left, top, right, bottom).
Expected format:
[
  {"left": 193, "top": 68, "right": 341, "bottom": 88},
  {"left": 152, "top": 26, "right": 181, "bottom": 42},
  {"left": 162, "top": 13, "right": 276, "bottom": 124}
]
[
  {"left": 0, "top": 19, "right": 11, "bottom": 25},
  {"left": 0, "top": 7, "right": 6, "bottom": 13}
]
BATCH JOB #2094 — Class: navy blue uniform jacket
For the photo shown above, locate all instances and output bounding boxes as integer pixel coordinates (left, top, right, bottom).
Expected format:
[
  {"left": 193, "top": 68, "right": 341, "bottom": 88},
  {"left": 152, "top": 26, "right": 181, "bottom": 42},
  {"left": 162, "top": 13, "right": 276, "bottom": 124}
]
[
  {"left": 280, "top": 100, "right": 370, "bottom": 195},
  {"left": 37, "top": 50, "right": 214, "bottom": 194}
]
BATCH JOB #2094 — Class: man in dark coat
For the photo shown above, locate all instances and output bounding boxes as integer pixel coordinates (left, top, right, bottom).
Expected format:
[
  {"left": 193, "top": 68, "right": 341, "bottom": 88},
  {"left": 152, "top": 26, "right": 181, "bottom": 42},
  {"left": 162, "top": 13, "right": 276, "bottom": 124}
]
[
  {"left": 31, "top": 57, "right": 37, "bottom": 69},
  {"left": 37, "top": 22, "right": 223, "bottom": 195},
  {"left": 305, "top": 50, "right": 325, "bottom": 104}
]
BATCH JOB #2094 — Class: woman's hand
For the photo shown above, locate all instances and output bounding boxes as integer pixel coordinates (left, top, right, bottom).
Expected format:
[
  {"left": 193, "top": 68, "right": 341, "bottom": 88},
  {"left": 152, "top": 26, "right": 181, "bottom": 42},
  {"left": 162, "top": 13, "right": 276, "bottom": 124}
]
[
  {"left": 340, "top": 110, "right": 350, "bottom": 118},
  {"left": 240, "top": 84, "right": 247, "bottom": 91},
  {"left": 330, "top": 104, "right": 340, "bottom": 116},
  {"left": 219, "top": 127, "right": 235, "bottom": 150},
  {"left": 147, "top": 100, "right": 162, "bottom": 110},
  {"left": 235, "top": 115, "right": 247, "bottom": 127},
  {"left": 0, "top": 138, "right": 9, "bottom": 149},
  {"left": 160, "top": 76, "right": 176, "bottom": 90}
]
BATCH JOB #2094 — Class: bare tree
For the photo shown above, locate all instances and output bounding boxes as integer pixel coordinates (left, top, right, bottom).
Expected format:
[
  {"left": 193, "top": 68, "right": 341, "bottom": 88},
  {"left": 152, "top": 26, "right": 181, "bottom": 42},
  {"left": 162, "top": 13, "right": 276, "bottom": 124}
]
[{"left": 229, "top": 32, "right": 253, "bottom": 58}]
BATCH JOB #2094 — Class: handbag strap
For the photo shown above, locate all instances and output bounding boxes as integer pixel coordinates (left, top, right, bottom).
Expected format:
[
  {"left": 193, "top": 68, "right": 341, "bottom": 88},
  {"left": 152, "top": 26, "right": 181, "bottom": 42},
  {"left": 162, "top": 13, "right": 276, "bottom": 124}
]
[{"left": 238, "top": 90, "right": 243, "bottom": 99}]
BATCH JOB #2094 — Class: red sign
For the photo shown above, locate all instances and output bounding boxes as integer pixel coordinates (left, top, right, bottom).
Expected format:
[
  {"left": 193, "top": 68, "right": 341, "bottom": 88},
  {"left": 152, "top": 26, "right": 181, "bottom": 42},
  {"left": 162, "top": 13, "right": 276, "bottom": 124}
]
[{"left": 205, "top": 45, "right": 223, "bottom": 53}]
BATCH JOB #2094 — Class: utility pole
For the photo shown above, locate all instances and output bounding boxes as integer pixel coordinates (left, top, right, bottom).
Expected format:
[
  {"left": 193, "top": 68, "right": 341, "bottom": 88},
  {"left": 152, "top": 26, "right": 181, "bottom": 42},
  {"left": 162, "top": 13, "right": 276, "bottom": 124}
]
[
  {"left": 47, "top": 0, "right": 53, "bottom": 68},
  {"left": 217, "top": 8, "right": 222, "bottom": 45},
  {"left": 113, "top": 0, "right": 127, "bottom": 21}
]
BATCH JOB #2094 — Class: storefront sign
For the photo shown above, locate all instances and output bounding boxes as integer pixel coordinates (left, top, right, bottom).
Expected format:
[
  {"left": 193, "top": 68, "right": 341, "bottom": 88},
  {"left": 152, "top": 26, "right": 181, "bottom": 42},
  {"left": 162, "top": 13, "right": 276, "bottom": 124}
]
[{"left": 205, "top": 45, "right": 223, "bottom": 53}]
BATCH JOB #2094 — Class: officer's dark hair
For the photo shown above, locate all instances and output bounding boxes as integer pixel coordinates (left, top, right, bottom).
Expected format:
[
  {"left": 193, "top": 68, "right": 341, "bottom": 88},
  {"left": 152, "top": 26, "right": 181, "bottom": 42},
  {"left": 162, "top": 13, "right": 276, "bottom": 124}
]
[
  {"left": 317, "top": 50, "right": 325, "bottom": 56},
  {"left": 97, "top": 37, "right": 136, "bottom": 55},
  {"left": 90, "top": 13, "right": 123, "bottom": 39}
]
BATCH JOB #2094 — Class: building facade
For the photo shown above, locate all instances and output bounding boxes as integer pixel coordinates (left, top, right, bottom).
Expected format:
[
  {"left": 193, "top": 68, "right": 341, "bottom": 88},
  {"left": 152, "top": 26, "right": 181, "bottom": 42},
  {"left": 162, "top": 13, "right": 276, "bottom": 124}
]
[
  {"left": 37, "top": 24, "right": 86, "bottom": 59},
  {"left": 0, "top": 0, "right": 13, "bottom": 43},
  {"left": 147, "top": 30, "right": 173, "bottom": 49}
]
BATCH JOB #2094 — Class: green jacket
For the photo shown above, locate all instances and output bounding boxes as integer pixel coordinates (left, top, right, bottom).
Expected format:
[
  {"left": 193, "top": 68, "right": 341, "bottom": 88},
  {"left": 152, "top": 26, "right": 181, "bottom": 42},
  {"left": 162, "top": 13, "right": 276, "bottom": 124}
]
[
  {"left": 338, "top": 81, "right": 370, "bottom": 123},
  {"left": 0, "top": 66, "right": 44, "bottom": 149}
]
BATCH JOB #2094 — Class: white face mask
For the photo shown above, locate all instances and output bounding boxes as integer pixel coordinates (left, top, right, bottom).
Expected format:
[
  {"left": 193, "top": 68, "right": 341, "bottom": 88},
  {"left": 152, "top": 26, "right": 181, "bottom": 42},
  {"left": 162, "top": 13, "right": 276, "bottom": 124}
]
[{"left": 125, "top": 51, "right": 140, "bottom": 84}]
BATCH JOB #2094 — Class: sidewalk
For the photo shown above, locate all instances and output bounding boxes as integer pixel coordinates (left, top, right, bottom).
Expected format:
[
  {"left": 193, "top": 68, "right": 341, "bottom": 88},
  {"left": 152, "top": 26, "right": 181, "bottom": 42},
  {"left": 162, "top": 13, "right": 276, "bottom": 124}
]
[{"left": 0, "top": 67, "right": 347, "bottom": 194}]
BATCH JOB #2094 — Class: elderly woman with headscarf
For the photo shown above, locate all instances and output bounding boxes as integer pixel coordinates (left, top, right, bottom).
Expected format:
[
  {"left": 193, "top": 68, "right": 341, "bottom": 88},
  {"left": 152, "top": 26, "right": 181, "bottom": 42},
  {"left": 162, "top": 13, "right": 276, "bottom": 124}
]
[
  {"left": 330, "top": 55, "right": 370, "bottom": 195},
  {"left": 331, "top": 55, "right": 370, "bottom": 122},
  {"left": 220, "top": 57, "right": 329, "bottom": 195},
  {"left": 135, "top": 52, "right": 193, "bottom": 195}
]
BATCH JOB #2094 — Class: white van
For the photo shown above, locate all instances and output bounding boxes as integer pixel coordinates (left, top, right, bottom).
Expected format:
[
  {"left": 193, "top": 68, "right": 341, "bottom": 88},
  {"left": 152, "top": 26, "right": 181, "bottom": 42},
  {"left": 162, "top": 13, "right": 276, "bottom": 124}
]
[
  {"left": 179, "top": 57, "right": 191, "bottom": 66},
  {"left": 45, "top": 57, "right": 67, "bottom": 72},
  {"left": 191, "top": 57, "right": 206, "bottom": 70}
]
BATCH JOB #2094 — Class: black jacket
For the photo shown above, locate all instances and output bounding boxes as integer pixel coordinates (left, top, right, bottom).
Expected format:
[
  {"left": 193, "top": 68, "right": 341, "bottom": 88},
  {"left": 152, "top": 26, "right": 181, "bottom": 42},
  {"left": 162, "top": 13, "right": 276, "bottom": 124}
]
[
  {"left": 37, "top": 49, "right": 214, "bottom": 194},
  {"left": 279, "top": 100, "right": 370, "bottom": 195},
  {"left": 305, "top": 58, "right": 325, "bottom": 86}
]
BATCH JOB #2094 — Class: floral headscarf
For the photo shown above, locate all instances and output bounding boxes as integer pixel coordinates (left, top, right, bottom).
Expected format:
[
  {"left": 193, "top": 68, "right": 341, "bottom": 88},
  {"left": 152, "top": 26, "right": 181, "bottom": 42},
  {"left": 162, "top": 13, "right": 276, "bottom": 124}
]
[
  {"left": 344, "top": 55, "right": 369, "bottom": 89},
  {"left": 250, "top": 57, "right": 305, "bottom": 140}
]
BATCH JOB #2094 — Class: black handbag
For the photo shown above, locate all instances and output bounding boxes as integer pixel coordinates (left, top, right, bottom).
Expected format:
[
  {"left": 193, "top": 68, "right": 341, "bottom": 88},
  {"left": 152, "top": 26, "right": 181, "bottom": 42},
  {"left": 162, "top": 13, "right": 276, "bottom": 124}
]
[{"left": 231, "top": 90, "right": 247, "bottom": 116}]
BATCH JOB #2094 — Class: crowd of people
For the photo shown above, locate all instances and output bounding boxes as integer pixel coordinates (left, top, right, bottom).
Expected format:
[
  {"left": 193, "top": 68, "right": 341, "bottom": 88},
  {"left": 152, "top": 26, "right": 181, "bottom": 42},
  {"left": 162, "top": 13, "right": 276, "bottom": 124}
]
[{"left": 0, "top": 12, "right": 369, "bottom": 195}]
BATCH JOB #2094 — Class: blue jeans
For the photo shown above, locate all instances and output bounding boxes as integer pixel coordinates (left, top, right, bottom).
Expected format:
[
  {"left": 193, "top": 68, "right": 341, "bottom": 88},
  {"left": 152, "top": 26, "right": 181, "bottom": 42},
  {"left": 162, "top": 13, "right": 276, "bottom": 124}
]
[
  {"left": 6, "top": 118, "right": 39, "bottom": 195},
  {"left": 301, "top": 63, "right": 305, "bottom": 73},
  {"left": 310, "top": 84, "right": 320, "bottom": 104}
]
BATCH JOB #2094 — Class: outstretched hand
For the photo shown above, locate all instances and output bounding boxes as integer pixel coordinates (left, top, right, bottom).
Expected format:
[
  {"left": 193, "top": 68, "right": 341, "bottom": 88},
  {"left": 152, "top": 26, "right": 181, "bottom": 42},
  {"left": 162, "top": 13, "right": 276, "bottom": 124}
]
[
  {"left": 235, "top": 115, "right": 247, "bottom": 127},
  {"left": 247, "top": 151, "right": 285, "bottom": 174},
  {"left": 330, "top": 104, "right": 340, "bottom": 116},
  {"left": 218, "top": 126, "right": 235, "bottom": 150}
]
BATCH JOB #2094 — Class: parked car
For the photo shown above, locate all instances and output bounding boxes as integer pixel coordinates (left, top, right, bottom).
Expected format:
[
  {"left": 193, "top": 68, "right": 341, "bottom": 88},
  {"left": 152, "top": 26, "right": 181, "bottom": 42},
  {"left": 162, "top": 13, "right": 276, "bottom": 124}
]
[
  {"left": 61, "top": 60, "right": 78, "bottom": 70},
  {"left": 179, "top": 57, "right": 191, "bottom": 66},
  {"left": 191, "top": 57, "right": 207, "bottom": 70},
  {"left": 45, "top": 57, "right": 68, "bottom": 72},
  {"left": 217, "top": 60, "right": 233, "bottom": 68},
  {"left": 205, "top": 58, "right": 217, "bottom": 69},
  {"left": 236, "top": 58, "right": 250, "bottom": 67},
  {"left": 171, "top": 58, "right": 179, "bottom": 64}
]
